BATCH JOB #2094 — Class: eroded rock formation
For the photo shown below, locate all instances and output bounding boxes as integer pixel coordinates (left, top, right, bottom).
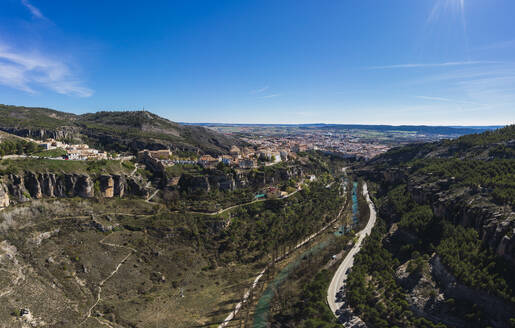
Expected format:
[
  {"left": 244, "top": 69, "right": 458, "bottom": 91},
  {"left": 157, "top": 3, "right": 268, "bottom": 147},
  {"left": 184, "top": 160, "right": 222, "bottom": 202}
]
[{"left": 0, "top": 172, "right": 141, "bottom": 206}]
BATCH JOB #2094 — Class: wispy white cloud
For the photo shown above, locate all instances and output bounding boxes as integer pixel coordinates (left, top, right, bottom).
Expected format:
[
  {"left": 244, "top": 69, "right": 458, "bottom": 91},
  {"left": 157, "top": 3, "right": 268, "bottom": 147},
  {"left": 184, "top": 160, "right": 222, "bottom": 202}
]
[
  {"left": 258, "top": 94, "right": 279, "bottom": 99},
  {"left": 367, "top": 61, "right": 498, "bottom": 70},
  {"left": 416, "top": 95, "right": 480, "bottom": 105},
  {"left": 404, "top": 63, "right": 515, "bottom": 123},
  {"left": 456, "top": 72, "right": 515, "bottom": 106},
  {"left": 251, "top": 86, "right": 279, "bottom": 99},
  {"left": 427, "top": 0, "right": 466, "bottom": 31},
  {"left": 250, "top": 85, "right": 269, "bottom": 94},
  {"left": 0, "top": 42, "right": 93, "bottom": 97},
  {"left": 416, "top": 95, "right": 454, "bottom": 102},
  {"left": 21, "top": 0, "right": 45, "bottom": 19}
]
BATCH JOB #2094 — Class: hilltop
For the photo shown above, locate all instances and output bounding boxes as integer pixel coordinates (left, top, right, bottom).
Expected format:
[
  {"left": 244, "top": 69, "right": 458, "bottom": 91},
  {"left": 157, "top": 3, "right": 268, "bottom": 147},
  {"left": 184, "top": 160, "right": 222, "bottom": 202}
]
[{"left": 0, "top": 105, "right": 242, "bottom": 155}]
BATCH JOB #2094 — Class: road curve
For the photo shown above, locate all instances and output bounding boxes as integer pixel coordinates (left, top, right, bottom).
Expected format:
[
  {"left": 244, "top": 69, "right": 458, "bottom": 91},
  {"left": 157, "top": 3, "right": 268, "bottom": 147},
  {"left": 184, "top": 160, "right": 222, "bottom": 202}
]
[{"left": 327, "top": 182, "right": 377, "bottom": 320}]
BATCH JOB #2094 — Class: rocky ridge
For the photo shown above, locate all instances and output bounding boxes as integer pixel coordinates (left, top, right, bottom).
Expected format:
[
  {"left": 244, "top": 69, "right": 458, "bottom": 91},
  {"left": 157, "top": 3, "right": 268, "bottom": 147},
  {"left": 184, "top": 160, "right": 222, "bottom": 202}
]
[
  {"left": 177, "top": 165, "right": 304, "bottom": 193},
  {"left": 0, "top": 172, "right": 148, "bottom": 209},
  {"left": 364, "top": 167, "right": 515, "bottom": 265}
]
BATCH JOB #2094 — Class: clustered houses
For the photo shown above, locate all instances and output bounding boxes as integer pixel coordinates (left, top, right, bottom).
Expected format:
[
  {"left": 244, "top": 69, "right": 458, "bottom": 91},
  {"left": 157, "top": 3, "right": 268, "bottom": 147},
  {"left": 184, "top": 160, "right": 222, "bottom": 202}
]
[
  {"left": 38, "top": 139, "right": 66, "bottom": 150},
  {"left": 241, "top": 133, "right": 390, "bottom": 159},
  {"left": 136, "top": 141, "right": 302, "bottom": 170},
  {"left": 139, "top": 131, "right": 386, "bottom": 171},
  {"left": 197, "top": 155, "right": 219, "bottom": 168},
  {"left": 66, "top": 145, "right": 107, "bottom": 160},
  {"left": 194, "top": 145, "right": 263, "bottom": 169},
  {"left": 38, "top": 139, "right": 108, "bottom": 160},
  {"left": 137, "top": 149, "right": 173, "bottom": 163}
]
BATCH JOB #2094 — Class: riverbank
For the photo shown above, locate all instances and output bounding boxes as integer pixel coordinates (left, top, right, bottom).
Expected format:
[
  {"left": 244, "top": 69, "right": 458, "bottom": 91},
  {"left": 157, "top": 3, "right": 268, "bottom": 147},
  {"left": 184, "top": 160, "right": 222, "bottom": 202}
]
[
  {"left": 327, "top": 182, "right": 377, "bottom": 324},
  {"left": 253, "top": 231, "right": 354, "bottom": 328},
  {"left": 246, "top": 180, "right": 359, "bottom": 327}
]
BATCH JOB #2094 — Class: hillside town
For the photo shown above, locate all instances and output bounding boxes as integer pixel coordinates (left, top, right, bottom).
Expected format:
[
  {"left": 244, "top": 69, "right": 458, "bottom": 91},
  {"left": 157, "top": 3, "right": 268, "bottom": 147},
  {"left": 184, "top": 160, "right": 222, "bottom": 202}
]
[
  {"left": 136, "top": 128, "right": 393, "bottom": 171},
  {"left": 137, "top": 144, "right": 290, "bottom": 170},
  {"left": 138, "top": 133, "right": 389, "bottom": 172},
  {"left": 241, "top": 134, "right": 391, "bottom": 159},
  {"left": 38, "top": 139, "right": 109, "bottom": 160},
  {"left": 16, "top": 131, "right": 390, "bottom": 168}
]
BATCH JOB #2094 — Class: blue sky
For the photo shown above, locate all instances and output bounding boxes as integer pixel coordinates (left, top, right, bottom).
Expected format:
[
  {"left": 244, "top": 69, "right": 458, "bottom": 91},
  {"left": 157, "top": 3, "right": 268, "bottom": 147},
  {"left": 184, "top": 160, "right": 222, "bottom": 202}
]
[{"left": 0, "top": 0, "right": 514, "bottom": 125}]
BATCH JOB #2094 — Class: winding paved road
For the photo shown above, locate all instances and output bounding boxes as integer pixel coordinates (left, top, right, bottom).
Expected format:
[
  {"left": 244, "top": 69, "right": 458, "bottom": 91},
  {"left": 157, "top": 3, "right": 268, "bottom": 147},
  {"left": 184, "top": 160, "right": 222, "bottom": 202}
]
[{"left": 327, "top": 182, "right": 376, "bottom": 321}]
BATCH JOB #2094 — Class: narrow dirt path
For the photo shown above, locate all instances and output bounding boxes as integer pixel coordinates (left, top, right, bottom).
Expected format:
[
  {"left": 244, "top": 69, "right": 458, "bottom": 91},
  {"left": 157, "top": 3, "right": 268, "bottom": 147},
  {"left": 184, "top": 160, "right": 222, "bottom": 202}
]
[
  {"left": 218, "top": 181, "right": 345, "bottom": 328},
  {"left": 145, "top": 189, "right": 159, "bottom": 202},
  {"left": 129, "top": 164, "right": 138, "bottom": 177},
  {"left": 79, "top": 234, "right": 136, "bottom": 327},
  {"left": 180, "top": 188, "right": 302, "bottom": 217}
]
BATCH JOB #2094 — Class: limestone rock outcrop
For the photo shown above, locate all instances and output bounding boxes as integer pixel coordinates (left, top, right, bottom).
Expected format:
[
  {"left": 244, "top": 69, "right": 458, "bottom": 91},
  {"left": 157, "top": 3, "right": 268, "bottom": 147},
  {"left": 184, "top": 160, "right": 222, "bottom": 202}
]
[
  {"left": 431, "top": 255, "right": 515, "bottom": 327},
  {"left": 0, "top": 172, "right": 144, "bottom": 207},
  {"left": 99, "top": 175, "right": 114, "bottom": 198},
  {"left": 177, "top": 166, "right": 304, "bottom": 193},
  {"left": 0, "top": 183, "right": 9, "bottom": 208},
  {"left": 0, "top": 126, "right": 78, "bottom": 141},
  {"left": 362, "top": 166, "right": 515, "bottom": 265}
]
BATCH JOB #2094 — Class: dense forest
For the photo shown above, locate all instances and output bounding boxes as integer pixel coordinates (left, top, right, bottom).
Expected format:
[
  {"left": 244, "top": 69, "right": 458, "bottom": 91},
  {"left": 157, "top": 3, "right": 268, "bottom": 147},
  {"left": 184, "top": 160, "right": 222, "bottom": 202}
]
[
  {"left": 355, "top": 179, "right": 371, "bottom": 231},
  {"left": 381, "top": 184, "right": 514, "bottom": 301},
  {"left": 371, "top": 125, "right": 515, "bottom": 167},
  {"left": 345, "top": 125, "right": 515, "bottom": 327},
  {"left": 268, "top": 235, "right": 352, "bottom": 328},
  {"left": 346, "top": 211, "right": 514, "bottom": 327},
  {"left": 346, "top": 219, "right": 447, "bottom": 328},
  {"left": 437, "top": 224, "right": 514, "bottom": 303},
  {"left": 413, "top": 158, "right": 515, "bottom": 205},
  {"left": 218, "top": 180, "right": 342, "bottom": 264}
]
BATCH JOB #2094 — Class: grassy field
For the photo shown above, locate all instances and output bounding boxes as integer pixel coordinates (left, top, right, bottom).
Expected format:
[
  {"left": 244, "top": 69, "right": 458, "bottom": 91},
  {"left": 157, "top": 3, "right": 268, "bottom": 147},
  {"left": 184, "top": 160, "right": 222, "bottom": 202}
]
[{"left": 32, "top": 148, "right": 68, "bottom": 158}]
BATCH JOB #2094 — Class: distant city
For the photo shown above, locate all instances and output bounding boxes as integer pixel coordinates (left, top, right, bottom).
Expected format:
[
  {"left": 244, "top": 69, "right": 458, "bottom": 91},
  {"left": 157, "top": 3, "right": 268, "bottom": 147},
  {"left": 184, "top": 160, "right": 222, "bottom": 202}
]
[{"left": 189, "top": 123, "right": 500, "bottom": 160}]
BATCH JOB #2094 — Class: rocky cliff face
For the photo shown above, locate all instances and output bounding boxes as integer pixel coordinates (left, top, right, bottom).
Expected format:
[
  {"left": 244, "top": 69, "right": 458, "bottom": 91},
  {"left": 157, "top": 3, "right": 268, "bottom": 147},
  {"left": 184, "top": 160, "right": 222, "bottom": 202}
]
[
  {"left": 177, "top": 166, "right": 304, "bottom": 193},
  {"left": 393, "top": 257, "right": 463, "bottom": 328},
  {"left": 392, "top": 254, "right": 515, "bottom": 328},
  {"left": 0, "top": 126, "right": 78, "bottom": 141},
  {"left": 431, "top": 255, "right": 515, "bottom": 327},
  {"left": 405, "top": 177, "right": 515, "bottom": 265},
  {"left": 0, "top": 172, "right": 144, "bottom": 207},
  {"left": 178, "top": 174, "right": 211, "bottom": 193},
  {"left": 362, "top": 166, "right": 515, "bottom": 265},
  {"left": 99, "top": 175, "right": 115, "bottom": 198},
  {"left": 0, "top": 163, "right": 308, "bottom": 207},
  {"left": 6, "top": 173, "right": 95, "bottom": 201},
  {"left": 0, "top": 183, "right": 9, "bottom": 209}
]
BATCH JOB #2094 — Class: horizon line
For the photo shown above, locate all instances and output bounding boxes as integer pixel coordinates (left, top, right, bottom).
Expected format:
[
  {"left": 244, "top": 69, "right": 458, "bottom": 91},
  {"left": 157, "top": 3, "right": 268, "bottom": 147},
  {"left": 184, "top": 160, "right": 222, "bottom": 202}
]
[{"left": 179, "top": 122, "right": 507, "bottom": 128}]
